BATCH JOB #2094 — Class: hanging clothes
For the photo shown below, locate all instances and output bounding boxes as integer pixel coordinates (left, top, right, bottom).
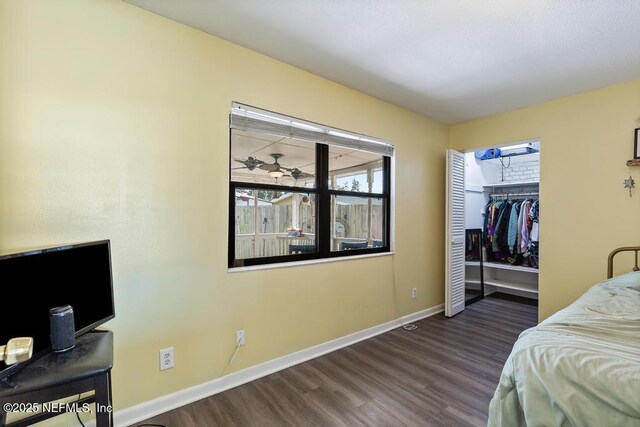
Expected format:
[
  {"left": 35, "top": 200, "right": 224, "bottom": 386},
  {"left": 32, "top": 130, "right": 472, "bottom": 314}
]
[
  {"left": 520, "top": 200, "right": 531, "bottom": 254},
  {"left": 529, "top": 200, "right": 540, "bottom": 243},
  {"left": 507, "top": 201, "right": 520, "bottom": 254},
  {"left": 484, "top": 200, "right": 502, "bottom": 258},
  {"left": 495, "top": 201, "right": 512, "bottom": 256},
  {"left": 483, "top": 196, "right": 539, "bottom": 268},
  {"left": 492, "top": 202, "right": 507, "bottom": 253},
  {"left": 528, "top": 200, "right": 540, "bottom": 268}
]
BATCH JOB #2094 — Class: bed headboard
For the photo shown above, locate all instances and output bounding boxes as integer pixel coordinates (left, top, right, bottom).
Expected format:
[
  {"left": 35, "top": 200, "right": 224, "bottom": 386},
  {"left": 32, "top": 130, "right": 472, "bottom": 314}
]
[{"left": 607, "top": 247, "right": 640, "bottom": 278}]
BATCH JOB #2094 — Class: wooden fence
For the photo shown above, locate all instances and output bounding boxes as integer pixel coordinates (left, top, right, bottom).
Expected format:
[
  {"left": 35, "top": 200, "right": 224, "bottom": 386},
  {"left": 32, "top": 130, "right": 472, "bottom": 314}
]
[
  {"left": 234, "top": 204, "right": 382, "bottom": 259},
  {"left": 335, "top": 205, "right": 383, "bottom": 239}
]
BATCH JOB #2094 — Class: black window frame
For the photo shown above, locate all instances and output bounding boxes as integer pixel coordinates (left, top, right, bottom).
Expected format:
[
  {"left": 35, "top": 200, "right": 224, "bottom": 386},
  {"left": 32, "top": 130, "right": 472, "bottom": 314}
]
[{"left": 228, "top": 112, "right": 392, "bottom": 268}]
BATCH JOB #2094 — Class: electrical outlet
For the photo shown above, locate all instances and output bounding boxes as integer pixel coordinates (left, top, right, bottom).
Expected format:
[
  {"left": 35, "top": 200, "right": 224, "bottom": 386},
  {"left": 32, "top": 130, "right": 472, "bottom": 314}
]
[
  {"left": 159, "top": 347, "right": 174, "bottom": 371},
  {"left": 236, "top": 330, "right": 246, "bottom": 347},
  {"left": 411, "top": 288, "right": 418, "bottom": 299}
]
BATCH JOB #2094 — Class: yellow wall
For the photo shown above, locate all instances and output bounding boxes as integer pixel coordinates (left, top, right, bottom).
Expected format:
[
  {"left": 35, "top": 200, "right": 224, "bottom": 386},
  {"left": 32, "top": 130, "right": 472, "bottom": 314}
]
[
  {"left": 0, "top": 0, "right": 448, "bottom": 417},
  {"left": 450, "top": 79, "right": 640, "bottom": 320}
]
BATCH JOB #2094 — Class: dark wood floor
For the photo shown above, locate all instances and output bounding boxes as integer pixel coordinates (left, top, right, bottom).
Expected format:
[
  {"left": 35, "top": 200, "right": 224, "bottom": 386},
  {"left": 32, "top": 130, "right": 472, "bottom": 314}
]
[{"left": 134, "top": 295, "right": 537, "bottom": 427}]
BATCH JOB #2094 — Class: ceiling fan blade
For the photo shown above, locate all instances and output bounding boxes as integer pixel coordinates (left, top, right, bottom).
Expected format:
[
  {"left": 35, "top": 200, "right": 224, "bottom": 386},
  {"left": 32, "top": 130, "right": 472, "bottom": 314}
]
[
  {"left": 234, "top": 156, "right": 265, "bottom": 171},
  {"left": 231, "top": 166, "right": 249, "bottom": 170},
  {"left": 259, "top": 163, "right": 280, "bottom": 172},
  {"left": 285, "top": 167, "right": 315, "bottom": 180}
]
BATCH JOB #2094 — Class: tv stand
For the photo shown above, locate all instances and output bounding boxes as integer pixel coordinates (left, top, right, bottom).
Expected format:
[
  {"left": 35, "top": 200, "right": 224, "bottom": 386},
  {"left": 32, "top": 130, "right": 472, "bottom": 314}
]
[{"left": 0, "top": 331, "right": 113, "bottom": 426}]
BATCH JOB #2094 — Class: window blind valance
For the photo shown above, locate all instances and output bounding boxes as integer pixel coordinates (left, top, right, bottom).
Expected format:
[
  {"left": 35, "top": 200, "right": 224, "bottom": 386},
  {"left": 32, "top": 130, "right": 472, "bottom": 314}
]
[{"left": 230, "top": 103, "right": 394, "bottom": 157}]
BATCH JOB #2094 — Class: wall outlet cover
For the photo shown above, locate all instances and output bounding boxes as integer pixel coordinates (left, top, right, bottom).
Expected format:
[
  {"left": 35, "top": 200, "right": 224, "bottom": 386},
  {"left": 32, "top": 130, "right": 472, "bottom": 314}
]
[
  {"left": 160, "top": 347, "right": 174, "bottom": 371},
  {"left": 236, "top": 330, "right": 246, "bottom": 346}
]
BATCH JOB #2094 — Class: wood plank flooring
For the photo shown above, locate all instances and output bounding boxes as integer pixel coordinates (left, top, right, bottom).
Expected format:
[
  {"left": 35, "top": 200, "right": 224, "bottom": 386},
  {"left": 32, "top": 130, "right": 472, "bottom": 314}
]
[{"left": 133, "top": 295, "right": 537, "bottom": 427}]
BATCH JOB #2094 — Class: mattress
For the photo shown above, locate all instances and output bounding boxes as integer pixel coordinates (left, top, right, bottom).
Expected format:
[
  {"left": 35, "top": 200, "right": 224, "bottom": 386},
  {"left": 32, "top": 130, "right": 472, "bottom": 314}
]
[{"left": 488, "top": 271, "right": 640, "bottom": 426}]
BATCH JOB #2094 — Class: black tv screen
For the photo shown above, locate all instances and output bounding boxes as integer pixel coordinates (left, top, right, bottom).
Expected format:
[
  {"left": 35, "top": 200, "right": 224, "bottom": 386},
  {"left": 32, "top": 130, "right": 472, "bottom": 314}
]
[{"left": 0, "top": 240, "right": 114, "bottom": 379}]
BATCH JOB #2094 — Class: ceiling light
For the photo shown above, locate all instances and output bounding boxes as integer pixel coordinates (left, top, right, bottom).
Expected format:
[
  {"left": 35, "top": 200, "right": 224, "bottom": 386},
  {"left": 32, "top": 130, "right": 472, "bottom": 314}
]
[{"left": 268, "top": 170, "right": 284, "bottom": 179}]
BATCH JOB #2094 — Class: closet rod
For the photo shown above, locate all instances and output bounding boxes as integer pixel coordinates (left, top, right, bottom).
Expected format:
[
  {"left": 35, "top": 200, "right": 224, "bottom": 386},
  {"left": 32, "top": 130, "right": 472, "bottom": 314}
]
[{"left": 490, "top": 192, "right": 538, "bottom": 199}]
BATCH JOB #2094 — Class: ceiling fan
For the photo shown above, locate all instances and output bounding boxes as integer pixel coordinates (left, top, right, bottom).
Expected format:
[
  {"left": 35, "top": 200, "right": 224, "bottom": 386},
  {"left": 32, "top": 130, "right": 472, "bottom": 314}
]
[
  {"left": 233, "top": 153, "right": 314, "bottom": 180},
  {"left": 233, "top": 156, "right": 264, "bottom": 171}
]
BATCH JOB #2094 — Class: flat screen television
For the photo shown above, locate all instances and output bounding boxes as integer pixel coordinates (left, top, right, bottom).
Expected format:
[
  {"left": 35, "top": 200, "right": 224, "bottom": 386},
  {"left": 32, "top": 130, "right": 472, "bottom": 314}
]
[{"left": 0, "top": 240, "right": 115, "bottom": 380}]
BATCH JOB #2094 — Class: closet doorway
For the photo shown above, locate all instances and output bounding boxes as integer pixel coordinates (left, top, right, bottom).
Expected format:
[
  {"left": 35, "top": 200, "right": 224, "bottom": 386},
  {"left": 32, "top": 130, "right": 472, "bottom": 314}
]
[{"left": 445, "top": 141, "right": 540, "bottom": 317}]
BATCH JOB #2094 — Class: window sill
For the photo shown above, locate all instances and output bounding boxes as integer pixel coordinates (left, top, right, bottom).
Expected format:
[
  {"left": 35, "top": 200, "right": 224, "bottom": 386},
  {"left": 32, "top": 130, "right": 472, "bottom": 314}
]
[{"left": 227, "top": 251, "right": 395, "bottom": 273}]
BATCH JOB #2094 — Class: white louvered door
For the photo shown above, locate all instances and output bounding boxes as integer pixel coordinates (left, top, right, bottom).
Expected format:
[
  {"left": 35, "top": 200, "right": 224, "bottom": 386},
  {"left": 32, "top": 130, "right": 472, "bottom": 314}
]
[{"left": 445, "top": 149, "right": 466, "bottom": 317}]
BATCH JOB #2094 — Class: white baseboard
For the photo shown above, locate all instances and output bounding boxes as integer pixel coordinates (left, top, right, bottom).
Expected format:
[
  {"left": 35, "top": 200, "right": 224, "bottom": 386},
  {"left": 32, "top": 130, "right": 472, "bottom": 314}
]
[{"left": 113, "top": 303, "right": 444, "bottom": 427}]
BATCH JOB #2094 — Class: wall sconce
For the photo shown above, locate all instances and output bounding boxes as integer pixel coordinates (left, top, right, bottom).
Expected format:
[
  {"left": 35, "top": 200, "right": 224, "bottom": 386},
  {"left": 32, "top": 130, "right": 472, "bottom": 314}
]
[{"left": 624, "top": 176, "right": 635, "bottom": 198}]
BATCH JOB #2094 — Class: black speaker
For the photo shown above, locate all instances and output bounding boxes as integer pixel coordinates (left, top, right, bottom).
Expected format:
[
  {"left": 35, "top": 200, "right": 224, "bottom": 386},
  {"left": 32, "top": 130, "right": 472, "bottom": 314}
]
[{"left": 49, "top": 305, "right": 75, "bottom": 352}]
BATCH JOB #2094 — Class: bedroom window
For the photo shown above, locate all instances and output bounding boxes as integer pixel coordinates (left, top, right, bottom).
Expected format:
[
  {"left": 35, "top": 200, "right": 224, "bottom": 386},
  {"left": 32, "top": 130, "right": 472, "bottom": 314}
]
[{"left": 229, "top": 102, "right": 393, "bottom": 268}]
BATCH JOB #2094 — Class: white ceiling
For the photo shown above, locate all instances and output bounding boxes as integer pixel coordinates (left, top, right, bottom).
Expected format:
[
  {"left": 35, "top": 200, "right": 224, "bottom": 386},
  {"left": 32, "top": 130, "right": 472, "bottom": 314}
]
[{"left": 125, "top": 0, "right": 640, "bottom": 123}]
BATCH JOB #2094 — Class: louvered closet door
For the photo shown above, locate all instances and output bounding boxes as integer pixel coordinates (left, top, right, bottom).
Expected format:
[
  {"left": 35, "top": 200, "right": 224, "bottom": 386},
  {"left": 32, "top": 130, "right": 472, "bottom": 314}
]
[{"left": 445, "top": 149, "right": 466, "bottom": 317}]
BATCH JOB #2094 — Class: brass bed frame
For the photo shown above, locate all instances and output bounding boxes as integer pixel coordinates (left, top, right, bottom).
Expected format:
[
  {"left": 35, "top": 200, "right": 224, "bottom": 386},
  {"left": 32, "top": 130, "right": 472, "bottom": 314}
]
[{"left": 607, "top": 246, "right": 640, "bottom": 279}]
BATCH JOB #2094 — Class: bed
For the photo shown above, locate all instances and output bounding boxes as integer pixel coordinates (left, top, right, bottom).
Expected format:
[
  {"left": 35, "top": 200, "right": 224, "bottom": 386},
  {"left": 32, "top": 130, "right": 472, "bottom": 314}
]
[{"left": 488, "top": 247, "right": 640, "bottom": 426}]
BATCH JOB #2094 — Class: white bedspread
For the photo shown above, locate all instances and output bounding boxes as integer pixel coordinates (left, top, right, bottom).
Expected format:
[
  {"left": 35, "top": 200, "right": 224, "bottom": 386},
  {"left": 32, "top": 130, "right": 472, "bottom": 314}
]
[{"left": 488, "top": 272, "right": 640, "bottom": 426}]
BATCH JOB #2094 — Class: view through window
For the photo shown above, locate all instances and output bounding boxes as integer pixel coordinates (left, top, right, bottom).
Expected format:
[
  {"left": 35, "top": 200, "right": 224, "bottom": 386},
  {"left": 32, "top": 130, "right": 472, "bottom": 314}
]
[{"left": 229, "top": 103, "right": 393, "bottom": 267}]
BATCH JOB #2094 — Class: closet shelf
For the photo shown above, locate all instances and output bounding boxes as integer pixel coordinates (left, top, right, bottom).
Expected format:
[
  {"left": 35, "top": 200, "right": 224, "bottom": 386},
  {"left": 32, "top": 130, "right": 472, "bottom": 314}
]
[
  {"left": 482, "top": 181, "right": 539, "bottom": 188},
  {"left": 465, "top": 261, "right": 539, "bottom": 274},
  {"left": 483, "top": 279, "right": 539, "bottom": 294}
]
